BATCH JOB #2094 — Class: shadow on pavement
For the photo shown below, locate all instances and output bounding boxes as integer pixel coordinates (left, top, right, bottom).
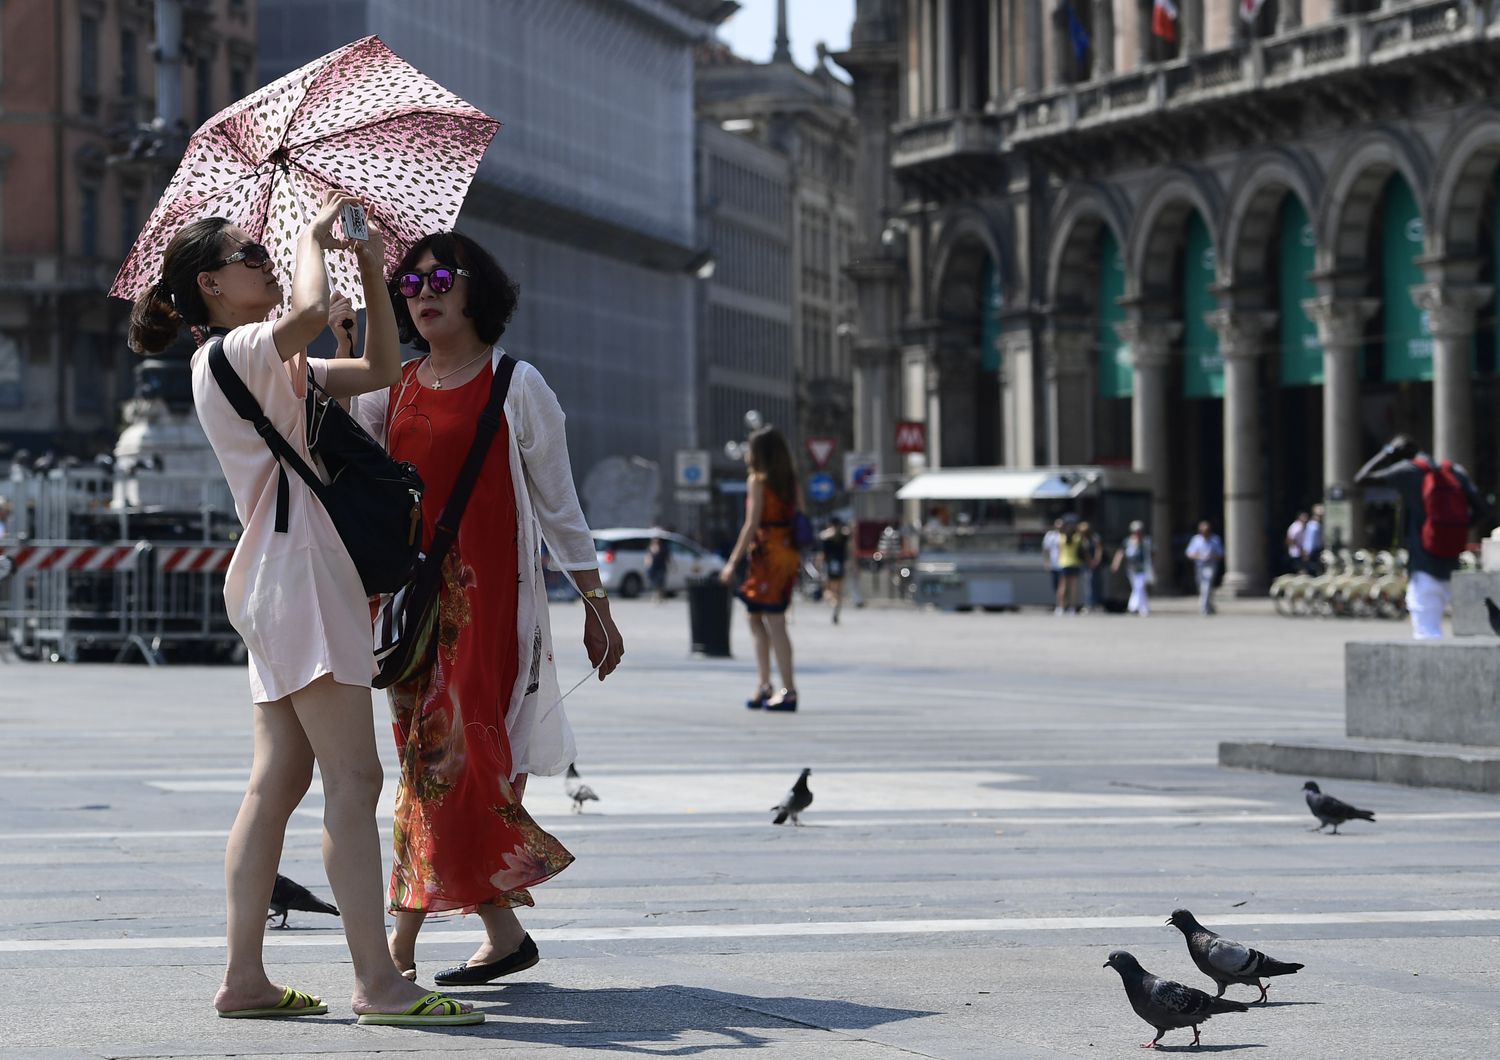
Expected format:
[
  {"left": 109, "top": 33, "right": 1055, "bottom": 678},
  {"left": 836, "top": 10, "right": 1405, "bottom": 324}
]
[{"left": 452, "top": 982, "right": 938, "bottom": 1052}]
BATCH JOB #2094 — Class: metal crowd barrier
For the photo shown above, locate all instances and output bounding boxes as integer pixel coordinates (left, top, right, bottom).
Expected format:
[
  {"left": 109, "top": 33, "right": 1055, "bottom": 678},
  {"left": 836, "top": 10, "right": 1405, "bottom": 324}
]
[{"left": 0, "top": 539, "right": 240, "bottom": 664}]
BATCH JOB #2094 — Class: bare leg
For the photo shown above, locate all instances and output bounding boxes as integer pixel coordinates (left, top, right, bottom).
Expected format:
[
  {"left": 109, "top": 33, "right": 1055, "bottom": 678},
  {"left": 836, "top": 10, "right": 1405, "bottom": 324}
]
[
  {"left": 748, "top": 612, "right": 771, "bottom": 691},
  {"left": 290, "top": 675, "right": 469, "bottom": 1016},
  {"left": 764, "top": 612, "right": 796, "bottom": 694},
  {"left": 215, "top": 698, "right": 316, "bottom": 1014},
  {"left": 827, "top": 578, "right": 843, "bottom": 622}
]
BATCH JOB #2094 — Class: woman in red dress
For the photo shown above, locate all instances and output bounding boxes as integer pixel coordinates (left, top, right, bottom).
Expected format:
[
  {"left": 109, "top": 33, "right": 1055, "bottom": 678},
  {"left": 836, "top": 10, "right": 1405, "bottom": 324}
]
[
  {"left": 719, "top": 426, "right": 802, "bottom": 711},
  {"left": 357, "top": 232, "right": 623, "bottom": 986}
]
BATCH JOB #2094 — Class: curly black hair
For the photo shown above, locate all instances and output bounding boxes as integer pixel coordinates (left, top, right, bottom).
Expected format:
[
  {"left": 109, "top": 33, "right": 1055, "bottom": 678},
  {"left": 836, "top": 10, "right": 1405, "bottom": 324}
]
[{"left": 389, "top": 231, "right": 520, "bottom": 352}]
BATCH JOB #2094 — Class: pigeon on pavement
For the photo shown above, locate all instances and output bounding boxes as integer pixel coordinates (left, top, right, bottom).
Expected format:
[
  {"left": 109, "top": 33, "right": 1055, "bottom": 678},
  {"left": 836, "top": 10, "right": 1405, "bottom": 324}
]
[
  {"left": 771, "top": 768, "right": 812, "bottom": 826},
  {"left": 1104, "top": 949, "right": 1250, "bottom": 1049},
  {"left": 1167, "top": 908, "right": 1304, "bottom": 1002},
  {"left": 565, "top": 763, "right": 599, "bottom": 814},
  {"left": 268, "top": 873, "right": 339, "bottom": 929},
  {"left": 1303, "top": 780, "right": 1376, "bottom": 834},
  {"left": 1486, "top": 597, "right": 1500, "bottom": 636}
]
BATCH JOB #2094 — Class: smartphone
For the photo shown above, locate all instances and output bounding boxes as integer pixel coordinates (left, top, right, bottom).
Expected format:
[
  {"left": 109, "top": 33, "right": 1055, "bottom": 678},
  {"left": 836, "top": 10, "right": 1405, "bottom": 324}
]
[{"left": 340, "top": 202, "right": 369, "bottom": 242}]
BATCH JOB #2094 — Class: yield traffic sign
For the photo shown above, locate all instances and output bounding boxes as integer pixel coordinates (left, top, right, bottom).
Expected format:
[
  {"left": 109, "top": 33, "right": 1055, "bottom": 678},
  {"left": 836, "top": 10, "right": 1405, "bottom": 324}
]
[{"left": 806, "top": 436, "right": 837, "bottom": 470}]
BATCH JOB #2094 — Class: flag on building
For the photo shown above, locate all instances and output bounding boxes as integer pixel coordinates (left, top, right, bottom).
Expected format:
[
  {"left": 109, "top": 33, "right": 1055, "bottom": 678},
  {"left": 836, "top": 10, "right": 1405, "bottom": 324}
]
[
  {"left": 1152, "top": 0, "right": 1178, "bottom": 43},
  {"left": 1240, "top": 0, "right": 1267, "bottom": 23},
  {"left": 1066, "top": 3, "right": 1091, "bottom": 65}
]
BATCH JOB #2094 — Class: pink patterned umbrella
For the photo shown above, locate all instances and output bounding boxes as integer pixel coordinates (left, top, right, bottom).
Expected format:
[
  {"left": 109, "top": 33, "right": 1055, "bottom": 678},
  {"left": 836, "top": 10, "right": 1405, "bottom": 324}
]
[{"left": 112, "top": 35, "right": 500, "bottom": 309}]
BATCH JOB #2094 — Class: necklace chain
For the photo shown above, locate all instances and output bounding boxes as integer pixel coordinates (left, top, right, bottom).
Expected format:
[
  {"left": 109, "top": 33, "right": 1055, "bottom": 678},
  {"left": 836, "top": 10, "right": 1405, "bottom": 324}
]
[{"left": 425, "top": 347, "right": 489, "bottom": 389}]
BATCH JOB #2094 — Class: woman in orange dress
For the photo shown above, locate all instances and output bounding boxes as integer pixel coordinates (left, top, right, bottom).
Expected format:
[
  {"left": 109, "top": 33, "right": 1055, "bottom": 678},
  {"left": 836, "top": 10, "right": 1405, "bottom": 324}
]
[
  {"left": 719, "top": 426, "right": 802, "bottom": 711},
  {"left": 356, "top": 231, "right": 623, "bottom": 987}
]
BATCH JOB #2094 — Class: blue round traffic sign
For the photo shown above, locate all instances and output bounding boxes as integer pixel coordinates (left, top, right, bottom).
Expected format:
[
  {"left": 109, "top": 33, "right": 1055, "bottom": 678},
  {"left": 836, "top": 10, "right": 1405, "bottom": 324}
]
[
  {"left": 683, "top": 464, "right": 703, "bottom": 483},
  {"left": 808, "top": 472, "right": 836, "bottom": 503}
]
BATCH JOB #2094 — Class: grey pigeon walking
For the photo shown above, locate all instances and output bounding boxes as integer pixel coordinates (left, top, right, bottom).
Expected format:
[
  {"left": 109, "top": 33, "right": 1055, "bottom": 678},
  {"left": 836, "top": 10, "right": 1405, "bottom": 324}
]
[
  {"left": 771, "top": 768, "right": 812, "bottom": 826},
  {"left": 1167, "top": 909, "right": 1304, "bottom": 1003},
  {"left": 1303, "top": 780, "right": 1376, "bottom": 834},
  {"left": 268, "top": 873, "right": 338, "bottom": 929},
  {"left": 1104, "top": 949, "right": 1249, "bottom": 1049},
  {"left": 565, "top": 763, "right": 599, "bottom": 814}
]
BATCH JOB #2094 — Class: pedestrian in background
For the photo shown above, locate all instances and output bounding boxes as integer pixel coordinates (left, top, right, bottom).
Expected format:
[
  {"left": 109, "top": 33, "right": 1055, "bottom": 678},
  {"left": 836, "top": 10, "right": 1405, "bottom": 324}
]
[
  {"left": 1111, "top": 520, "right": 1153, "bottom": 616},
  {"left": 647, "top": 533, "right": 670, "bottom": 603},
  {"left": 1284, "top": 510, "right": 1307, "bottom": 574},
  {"left": 720, "top": 425, "right": 802, "bottom": 711},
  {"left": 0, "top": 496, "right": 11, "bottom": 539},
  {"left": 1185, "top": 520, "right": 1225, "bottom": 615},
  {"left": 1354, "top": 434, "right": 1483, "bottom": 640},
  {"left": 819, "top": 516, "right": 851, "bottom": 624},
  {"left": 359, "top": 230, "right": 623, "bottom": 988},
  {"left": 1077, "top": 520, "right": 1102, "bottom": 613},
  {"left": 130, "top": 200, "right": 478, "bottom": 1023},
  {"left": 1042, "top": 517, "right": 1064, "bottom": 604},
  {"left": 1301, "top": 504, "right": 1325, "bottom": 574},
  {"left": 1055, "top": 519, "right": 1083, "bottom": 615}
]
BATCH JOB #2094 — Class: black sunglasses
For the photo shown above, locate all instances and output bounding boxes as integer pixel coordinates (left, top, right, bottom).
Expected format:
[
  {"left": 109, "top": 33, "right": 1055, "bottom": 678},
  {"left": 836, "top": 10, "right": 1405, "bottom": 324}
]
[
  {"left": 396, "top": 267, "right": 471, "bottom": 298},
  {"left": 213, "top": 241, "right": 271, "bottom": 270}
]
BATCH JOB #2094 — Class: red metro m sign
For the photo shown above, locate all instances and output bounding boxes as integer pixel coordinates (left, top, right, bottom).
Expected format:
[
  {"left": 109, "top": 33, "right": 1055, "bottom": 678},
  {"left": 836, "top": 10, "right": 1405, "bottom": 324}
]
[{"left": 894, "top": 421, "right": 927, "bottom": 454}]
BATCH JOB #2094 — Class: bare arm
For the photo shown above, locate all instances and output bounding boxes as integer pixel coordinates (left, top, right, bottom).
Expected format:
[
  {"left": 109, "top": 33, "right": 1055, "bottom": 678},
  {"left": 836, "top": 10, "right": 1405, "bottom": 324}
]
[
  {"left": 270, "top": 191, "right": 360, "bottom": 363},
  {"left": 321, "top": 224, "right": 401, "bottom": 397},
  {"left": 718, "top": 476, "right": 765, "bottom": 584},
  {"left": 1354, "top": 435, "right": 1410, "bottom": 485}
]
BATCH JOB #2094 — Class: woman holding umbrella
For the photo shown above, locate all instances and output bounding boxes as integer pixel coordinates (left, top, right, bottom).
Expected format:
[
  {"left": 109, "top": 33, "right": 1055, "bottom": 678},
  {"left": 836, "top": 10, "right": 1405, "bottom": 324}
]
[
  {"left": 128, "top": 196, "right": 480, "bottom": 1026},
  {"left": 354, "top": 231, "right": 624, "bottom": 987}
]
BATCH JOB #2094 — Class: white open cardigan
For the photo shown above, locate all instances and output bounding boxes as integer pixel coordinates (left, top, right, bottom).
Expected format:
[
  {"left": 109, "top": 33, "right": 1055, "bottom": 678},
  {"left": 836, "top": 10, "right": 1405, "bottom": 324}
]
[{"left": 355, "top": 348, "right": 597, "bottom": 777}]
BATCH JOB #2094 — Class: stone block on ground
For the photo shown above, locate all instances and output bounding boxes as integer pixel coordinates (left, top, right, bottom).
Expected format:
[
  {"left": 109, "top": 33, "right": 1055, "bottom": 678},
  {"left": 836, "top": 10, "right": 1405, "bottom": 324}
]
[
  {"left": 1448, "top": 570, "right": 1500, "bottom": 637},
  {"left": 1346, "top": 640, "right": 1500, "bottom": 745}
]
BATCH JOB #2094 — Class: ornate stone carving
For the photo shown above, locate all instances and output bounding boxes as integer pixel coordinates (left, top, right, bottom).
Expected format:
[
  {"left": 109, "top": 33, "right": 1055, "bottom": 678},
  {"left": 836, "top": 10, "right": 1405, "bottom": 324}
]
[
  {"left": 1112, "top": 320, "right": 1182, "bottom": 370},
  {"left": 1205, "top": 309, "right": 1278, "bottom": 361},
  {"left": 1409, "top": 285, "right": 1493, "bottom": 338},
  {"left": 1301, "top": 297, "right": 1379, "bottom": 350},
  {"left": 1043, "top": 328, "right": 1092, "bottom": 380}
]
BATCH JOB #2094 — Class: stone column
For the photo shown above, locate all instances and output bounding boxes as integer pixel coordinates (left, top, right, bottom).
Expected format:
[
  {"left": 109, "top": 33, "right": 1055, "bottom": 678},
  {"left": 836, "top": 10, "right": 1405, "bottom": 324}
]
[
  {"left": 1045, "top": 326, "right": 1093, "bottom": 464},
  {"left": 1303, "top": 296, "right": 1378, "bottom": 547},
  {"left": 988, "top": 0, "right": 1004, "bottom": 103},
  {"left": 936, "top": 0, "right": 954, "bottom": 111},
  {"left": 1092, "top": 0, "right": 1114, "bottom": 77},
  {"left": 1410, "top": 284, "right": 1491, "bottom": 471},
  {"left": 1114, "top": 318, "right": 1181, "bottom": 573},
  {"left": 1207, "top": 309, "right": 1277, "bottom": 596},
  {"left": 1277, "top": 0, "right": 1302, "bottom": 33},
  {"left": 1001, "top": 331, "right": 1037, "bottom": 468}
]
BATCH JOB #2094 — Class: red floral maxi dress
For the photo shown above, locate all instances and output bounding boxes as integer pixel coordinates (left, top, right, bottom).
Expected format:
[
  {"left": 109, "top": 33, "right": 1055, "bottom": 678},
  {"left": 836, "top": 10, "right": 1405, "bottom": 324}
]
[{"left": 384, "top": 360, "right": 573, "bottom": 914}]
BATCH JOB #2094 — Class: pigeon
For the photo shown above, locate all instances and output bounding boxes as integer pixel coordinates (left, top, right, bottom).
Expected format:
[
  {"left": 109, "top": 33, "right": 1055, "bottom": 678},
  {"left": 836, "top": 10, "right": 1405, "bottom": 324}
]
[
  {"left": 268, "top": 873, "right": 339, "bottom": 929},
  {"left": 565, "top": 763, "right": 599, "bottom": 814},
  {"left": 1303, "top": 780, "right": 1376, "bottom": 834},
  {"left": 1486, "top": 597, "right": 1500, "bottom": 636},
  {"left": 1166, "top": 908, "right": 1304, "bottom": 1003},
  {"left": 771, "top": 768, "right": 813, "bottom": 826},
  {"left": 1104, "top": 949, "right": 1249, "bottom": 1049}
]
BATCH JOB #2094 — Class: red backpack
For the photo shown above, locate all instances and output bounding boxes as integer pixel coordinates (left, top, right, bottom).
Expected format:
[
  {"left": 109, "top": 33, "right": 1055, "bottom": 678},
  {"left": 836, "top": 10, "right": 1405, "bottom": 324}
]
[{"left": 1413, "top": 457, "right": 1469, "bottom": 559}]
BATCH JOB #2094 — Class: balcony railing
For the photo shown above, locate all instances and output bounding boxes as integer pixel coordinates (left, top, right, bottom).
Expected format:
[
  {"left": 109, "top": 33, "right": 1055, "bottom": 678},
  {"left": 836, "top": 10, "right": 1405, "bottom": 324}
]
[
  {"left": 890, "top": 111, "right": 1003, "bottom": 172},
  {"left": 1008, "top": 0, "right": 1488, "bottom": 146}
]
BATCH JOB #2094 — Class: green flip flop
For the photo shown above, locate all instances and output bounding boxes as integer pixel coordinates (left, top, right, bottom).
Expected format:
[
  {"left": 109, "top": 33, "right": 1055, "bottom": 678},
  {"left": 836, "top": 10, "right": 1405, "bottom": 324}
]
[
  {"left": 218, "top": 985, "right": 328, "bottom": 1019},
  {"left": 357, "top": 991, "right": 484, "bottom": 1026}
]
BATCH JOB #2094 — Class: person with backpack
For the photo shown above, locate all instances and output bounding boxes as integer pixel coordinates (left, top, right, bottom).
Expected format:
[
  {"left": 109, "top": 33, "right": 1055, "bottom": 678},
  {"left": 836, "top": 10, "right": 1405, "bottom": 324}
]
[{"left": 1355, "top": 434, "right": 1484, "bottom": 639}]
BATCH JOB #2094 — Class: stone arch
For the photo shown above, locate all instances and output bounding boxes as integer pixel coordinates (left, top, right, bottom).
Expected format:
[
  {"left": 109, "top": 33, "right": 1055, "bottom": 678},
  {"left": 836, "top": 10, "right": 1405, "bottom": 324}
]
[
  {"left": 1429, "top": 106, "right": 1500, "bottom": 261},
  {"left": 928, "top": 202, "right": 1016, "bottom": 321},
  {"left": 1045, "top": 181, "right": 1130, "bottom": 313},
  {"left": 1316, "top": 126, "right": 1432, "bottom": 277},
  {"left": 1222, "top": 146, "right": 1323, "bottom": 292},
  {"left": 1125, "top": 166, "right": 1226, "bottom": 302}
]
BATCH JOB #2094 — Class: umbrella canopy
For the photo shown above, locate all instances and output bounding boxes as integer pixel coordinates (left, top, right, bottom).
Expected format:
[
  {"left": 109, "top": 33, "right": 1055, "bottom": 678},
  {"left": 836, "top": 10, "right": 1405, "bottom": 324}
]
[{"left": 112, "top": 36, "right": 500, "bottom": 310}]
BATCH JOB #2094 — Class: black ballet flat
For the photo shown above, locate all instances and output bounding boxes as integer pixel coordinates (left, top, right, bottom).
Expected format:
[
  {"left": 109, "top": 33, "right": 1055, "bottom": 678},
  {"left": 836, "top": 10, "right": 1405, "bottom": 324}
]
[
  {"left": 746, "top": 686, "right": 771, "bottom": 710},
  {"left": 433, "top": 934, "right": 539, "bottom": 986},
  {"left": 765, "top": 691, "right": 798, "bottom": 712}
]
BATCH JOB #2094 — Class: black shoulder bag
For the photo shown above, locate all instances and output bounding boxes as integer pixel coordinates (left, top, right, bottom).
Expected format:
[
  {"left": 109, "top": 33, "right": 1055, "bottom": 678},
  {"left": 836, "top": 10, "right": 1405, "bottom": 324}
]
[
  {"left": 206, "top": 336, "right": 424, "bottom": 596},
  {"left": 373, "top": 353, "right": 517, "bottom": 689}
]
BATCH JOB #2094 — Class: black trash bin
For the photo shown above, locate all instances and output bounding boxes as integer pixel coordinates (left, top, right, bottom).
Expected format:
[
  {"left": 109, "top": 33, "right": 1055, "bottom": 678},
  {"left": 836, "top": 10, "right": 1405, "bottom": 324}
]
[{"left": 686, "top": 578, "right": 733, "bottom": 658}]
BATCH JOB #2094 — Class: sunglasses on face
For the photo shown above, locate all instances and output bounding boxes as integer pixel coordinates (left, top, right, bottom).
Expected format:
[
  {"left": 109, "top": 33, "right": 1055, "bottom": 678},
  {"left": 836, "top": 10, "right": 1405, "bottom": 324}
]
[
  {"left": 395, "top": 267, "right": 471, "bottom": 298},
  {"left": 213, "top": 242, "right": 271, "bottom": 270}
]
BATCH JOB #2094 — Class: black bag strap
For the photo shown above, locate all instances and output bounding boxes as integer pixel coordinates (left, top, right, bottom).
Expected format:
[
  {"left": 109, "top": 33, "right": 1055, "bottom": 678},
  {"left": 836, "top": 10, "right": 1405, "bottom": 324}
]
[
  {"left": 423, "top": 353, "right": 517, "bottom": 569},
  {"left": 205, "top": 335, "right": 328, "bottom": 534}
]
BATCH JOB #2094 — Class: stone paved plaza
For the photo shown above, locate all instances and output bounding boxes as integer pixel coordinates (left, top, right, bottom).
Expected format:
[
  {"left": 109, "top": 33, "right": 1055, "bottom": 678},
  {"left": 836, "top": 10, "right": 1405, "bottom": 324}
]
[{"left": 1, "top": 598, "right": 1497, "bottom": 1058}]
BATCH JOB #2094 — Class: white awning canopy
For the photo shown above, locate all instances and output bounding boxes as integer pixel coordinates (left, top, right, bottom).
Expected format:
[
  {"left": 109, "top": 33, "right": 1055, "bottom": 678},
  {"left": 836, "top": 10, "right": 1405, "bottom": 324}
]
[{"left": 895, "top": 468, "right": 1100, "bottom": 502}]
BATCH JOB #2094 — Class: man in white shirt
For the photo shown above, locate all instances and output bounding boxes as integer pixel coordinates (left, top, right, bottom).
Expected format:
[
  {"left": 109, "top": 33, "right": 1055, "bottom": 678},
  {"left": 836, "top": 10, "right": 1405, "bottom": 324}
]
[
  {"left": 1300, "top": 504, "right": 1324, "bottom": 574},
  {"left": 1284, "top": 510, "right": 1306, "bottom": 573},
  {"left": 1185, "top": 520, "right": 1225, "bottom": 615},
  {"left": 1041, "top": 517, "right": 1063, "bottom": 601}
]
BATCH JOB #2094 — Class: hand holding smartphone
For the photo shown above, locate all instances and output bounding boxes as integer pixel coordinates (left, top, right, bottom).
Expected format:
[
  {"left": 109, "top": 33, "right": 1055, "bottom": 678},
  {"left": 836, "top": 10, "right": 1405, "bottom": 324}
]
[{"left": 340, "top": 202, "right": 369, "bottom": 242}]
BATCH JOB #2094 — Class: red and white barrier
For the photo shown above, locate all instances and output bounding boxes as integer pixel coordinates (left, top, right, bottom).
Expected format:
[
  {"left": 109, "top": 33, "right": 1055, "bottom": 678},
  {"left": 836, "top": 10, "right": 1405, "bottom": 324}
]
[
  {"left": 155, "top": 545, "right": 235, "bottom": 573},
  {"left": 5, "top": 544, "right": 141, "bottom": 572}
]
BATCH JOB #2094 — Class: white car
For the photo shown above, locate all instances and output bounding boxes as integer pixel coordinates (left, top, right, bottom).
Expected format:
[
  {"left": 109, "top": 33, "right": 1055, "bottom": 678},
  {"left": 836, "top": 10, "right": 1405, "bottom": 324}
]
[{"left": 593, "top": 528, "right": 725, "bottom": 598}]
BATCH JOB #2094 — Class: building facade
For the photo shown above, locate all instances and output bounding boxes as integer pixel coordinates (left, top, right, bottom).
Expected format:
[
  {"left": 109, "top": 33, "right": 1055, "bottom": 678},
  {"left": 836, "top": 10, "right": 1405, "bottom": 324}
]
[
  {"left": 844, "top": 0, "right": 1500, "bottom": 592},
  {"left": 259, "top": 0, "right": 729, "bottom": 528},
  {"left": 0, "top": 0, "right": 257, "bottom": 462},
  {"left": 696, "top": 6, "right": 859, "bottom": 517}
]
